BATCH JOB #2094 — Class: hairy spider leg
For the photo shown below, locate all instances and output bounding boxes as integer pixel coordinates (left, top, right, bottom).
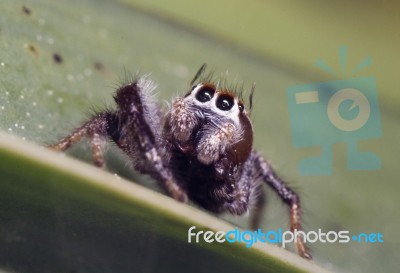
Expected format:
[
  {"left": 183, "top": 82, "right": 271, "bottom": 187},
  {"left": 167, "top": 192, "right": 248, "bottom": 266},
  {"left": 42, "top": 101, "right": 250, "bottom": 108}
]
[
  {"left": 48, "top": 113, "right": 109, "bottom": 168},
  {"left": 49, "top": 80, "right": 187, "bottom": 202},
  {"left": 249, "top": 189, "right": 266, "bottom": 231},
  {"left": 254, "top": 152, "right": 312, "bottom": 259}
]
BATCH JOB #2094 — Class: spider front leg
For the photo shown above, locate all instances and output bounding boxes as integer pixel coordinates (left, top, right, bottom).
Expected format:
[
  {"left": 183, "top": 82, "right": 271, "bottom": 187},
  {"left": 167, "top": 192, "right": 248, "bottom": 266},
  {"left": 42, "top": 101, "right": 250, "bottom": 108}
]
[
  {"left": 254, "top": 152, "right": 312, "bottom": 260},
  {"left": 122, "top": 109, "right": 188, "bottom": 202},
  {"left": 113, "top": 80, "right": 188, "bottom": 203}
]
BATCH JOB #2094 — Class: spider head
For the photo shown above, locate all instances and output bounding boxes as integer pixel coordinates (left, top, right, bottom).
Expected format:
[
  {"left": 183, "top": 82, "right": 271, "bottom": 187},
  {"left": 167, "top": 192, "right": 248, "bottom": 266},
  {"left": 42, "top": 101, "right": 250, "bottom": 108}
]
[{"left": 167, "top": 79, "right": 254, "bottom": 166}]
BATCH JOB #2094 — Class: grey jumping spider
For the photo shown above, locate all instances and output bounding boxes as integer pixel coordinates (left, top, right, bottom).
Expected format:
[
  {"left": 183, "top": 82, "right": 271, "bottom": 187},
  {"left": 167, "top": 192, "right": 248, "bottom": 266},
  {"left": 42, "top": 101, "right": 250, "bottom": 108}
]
[{"left": 49, "top": 64, "right": 311, "bottom": 259}]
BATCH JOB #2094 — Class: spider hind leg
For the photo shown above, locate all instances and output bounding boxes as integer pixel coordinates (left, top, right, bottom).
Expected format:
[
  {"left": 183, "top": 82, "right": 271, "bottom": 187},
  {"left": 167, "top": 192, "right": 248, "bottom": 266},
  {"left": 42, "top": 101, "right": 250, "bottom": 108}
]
[{"left": 48, "top": 112, "right": 112, "bottom": 169}]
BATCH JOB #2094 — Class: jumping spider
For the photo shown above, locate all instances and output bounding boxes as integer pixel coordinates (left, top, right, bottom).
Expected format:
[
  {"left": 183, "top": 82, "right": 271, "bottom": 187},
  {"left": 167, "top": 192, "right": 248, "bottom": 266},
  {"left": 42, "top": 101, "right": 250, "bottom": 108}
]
[{"left": 49, "top": 64, "right": 311, "bottom": 259}]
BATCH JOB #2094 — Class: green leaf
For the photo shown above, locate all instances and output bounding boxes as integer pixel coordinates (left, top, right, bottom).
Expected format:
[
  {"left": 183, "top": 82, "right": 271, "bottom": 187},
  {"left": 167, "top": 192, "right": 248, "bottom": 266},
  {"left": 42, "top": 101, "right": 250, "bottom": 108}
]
[{"left": 0, "top": 133, "right": 327, "bottom": 273}]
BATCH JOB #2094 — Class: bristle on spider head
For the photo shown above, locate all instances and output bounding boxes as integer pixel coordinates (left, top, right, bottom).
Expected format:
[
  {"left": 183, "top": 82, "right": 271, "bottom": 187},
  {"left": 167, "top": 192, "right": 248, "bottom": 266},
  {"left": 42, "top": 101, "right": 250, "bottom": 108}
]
[
  {"left": 190, "top": 63, "right": 207, "bottom": 86},
  {"left": 249, "top": 82, "right": 255, "bottom": 113}
]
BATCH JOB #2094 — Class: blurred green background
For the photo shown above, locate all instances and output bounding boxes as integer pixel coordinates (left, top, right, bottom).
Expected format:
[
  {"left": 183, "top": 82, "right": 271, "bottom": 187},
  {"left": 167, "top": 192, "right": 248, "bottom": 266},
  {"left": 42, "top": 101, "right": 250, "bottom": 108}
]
[{"left": 0, "top": 0, "right": 399, "bottom": 272}]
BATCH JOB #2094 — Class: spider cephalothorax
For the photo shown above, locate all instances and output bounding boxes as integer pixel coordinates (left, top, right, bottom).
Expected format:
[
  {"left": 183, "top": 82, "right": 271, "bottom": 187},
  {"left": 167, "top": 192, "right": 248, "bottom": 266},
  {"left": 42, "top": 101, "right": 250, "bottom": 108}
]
[{"left": 49, "top": 64, "right": 311, "bottom": 259}]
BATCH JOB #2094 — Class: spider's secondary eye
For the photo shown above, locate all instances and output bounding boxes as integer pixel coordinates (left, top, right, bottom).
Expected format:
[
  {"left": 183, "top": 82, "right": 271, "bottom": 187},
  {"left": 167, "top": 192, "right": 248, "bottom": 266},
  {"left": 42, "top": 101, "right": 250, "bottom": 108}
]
[
  {"left": 184, "top": 84, "right": 199, "bottom": 97},
  {"left": 238, "top": 103, "right": 244, "bottom": 112},
  {"left": 216, "top": 94, "right": 234, "bottom": 111},
  {"left": 195, "top": 86, "right": 215, "bottom": 102}
]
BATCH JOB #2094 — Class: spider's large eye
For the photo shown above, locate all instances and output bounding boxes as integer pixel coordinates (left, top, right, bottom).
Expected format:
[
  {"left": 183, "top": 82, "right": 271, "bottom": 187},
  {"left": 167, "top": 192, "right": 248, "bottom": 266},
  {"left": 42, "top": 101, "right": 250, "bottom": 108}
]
[
  {"left": 195, "top": 86, "right": 215, "bottom": 102},
  {"left": 216, "top": 94, "right": 234, "bottom": 111}
]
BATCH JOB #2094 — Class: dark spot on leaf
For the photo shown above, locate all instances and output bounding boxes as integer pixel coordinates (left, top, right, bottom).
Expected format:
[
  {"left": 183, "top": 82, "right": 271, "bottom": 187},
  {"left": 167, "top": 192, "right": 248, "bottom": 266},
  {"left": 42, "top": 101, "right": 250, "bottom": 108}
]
[
  {"left": 53, "top": 53, "right": 63, "bottom": 64},
  {"left": 94, "top": 61, "right": 104, "bottom": 71},
  {"left": 22, "top": 6, "right": 31, "bottom": 15},
  {"left": 25, "top": 44, "right": 38, "bottom": 56}
]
